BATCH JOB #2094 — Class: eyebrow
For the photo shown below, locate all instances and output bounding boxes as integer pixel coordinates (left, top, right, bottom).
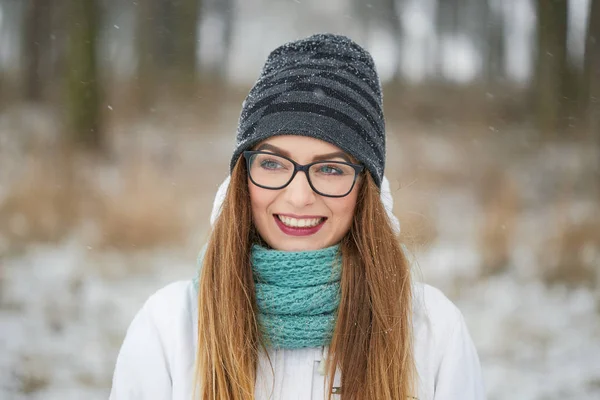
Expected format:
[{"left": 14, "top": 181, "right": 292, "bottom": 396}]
[{"left": 255, "top": 143, "right": 353, "bottom": 163}]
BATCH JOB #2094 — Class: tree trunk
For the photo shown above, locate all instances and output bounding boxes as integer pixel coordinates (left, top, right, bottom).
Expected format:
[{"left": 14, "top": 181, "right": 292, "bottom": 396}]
[
  {"left": 534, "top": 0, "right": 568, "bottom": 136},
  {"left": 435, "top": 0, "right": 461, "bottom": 36},
  {"left": 212, "top": 0, "right": 233, "bottom": 81},
  {"left": 135, "top": 0, "right": 158, "bottom": 111},
  {"left": 66, "top": 0, "right": 103, "bottom": 151},
  {"left": 435, "top": 0, "right": 464, "bottom": 77},
  {"left": 172, "top": 0, "right": 201, "bottom": 92},
  {"left": 350, "top": 0, "right": 403, "bottom": 83},
  {"left": 350, "top": 0, "right": 370, "bottom": 42},
  {"left": 584, "top": 0, "right": 600, "bottom": 140},
  {"left": 155, "top": 0, "right": 176, "bottom": 71},
  {"left": 382, "top": 0, "right": 403, "bottom": 84},
  {"left": 22, "top": 0, "right": 52, "bottom": 101},
  {"left": 485, "top": 1, "right": 506, "bottom": 83}
]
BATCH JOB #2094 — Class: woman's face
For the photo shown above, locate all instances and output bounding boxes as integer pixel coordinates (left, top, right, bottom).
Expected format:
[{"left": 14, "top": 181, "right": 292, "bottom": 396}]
[{"left": 248, "top": 135, "right": 360, "bottom": 251}]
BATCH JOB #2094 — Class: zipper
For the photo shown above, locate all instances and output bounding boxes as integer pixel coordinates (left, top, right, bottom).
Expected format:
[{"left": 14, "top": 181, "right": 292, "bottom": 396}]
[
  {"left": 317, "top": 346, "right": 341, "bottom": 395},
  {"left": 316, "top": 346, "right": 419, "bottom": 399},
  {"left": 317, "top": 346, "right": 327, "bottom": 375}
]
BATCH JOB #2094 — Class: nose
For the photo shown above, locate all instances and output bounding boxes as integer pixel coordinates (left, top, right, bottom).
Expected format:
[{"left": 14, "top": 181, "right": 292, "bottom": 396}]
[{"left": 281, "top": 170, "right": 316, "bottom": 207}]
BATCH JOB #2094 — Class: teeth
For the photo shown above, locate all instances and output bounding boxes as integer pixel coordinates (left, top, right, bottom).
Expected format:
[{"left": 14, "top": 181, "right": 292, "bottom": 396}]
[{"left": 277, "top": 215, "right": 323, "bottom": 228}]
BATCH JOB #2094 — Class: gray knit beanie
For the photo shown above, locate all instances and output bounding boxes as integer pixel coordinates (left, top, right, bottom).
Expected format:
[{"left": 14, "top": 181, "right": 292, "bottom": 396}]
[{"left": 230, "top": 33, "right": 386, "bottom": 187}]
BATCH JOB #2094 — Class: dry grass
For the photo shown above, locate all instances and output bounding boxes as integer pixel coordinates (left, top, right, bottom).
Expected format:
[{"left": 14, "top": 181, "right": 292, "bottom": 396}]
[
  {"left": 0, "top": 100, "right": 228, "bottom": 258},
  {"left": 1, "top": 92, "right": 599, "bottom": 291},
  {"left": 0, "top": 152, "right": 196, "bottom": 254},
  {"left": 387, "top": 123, "right": 599, "bottom": 289},
  {"left": 539, "top": 210, "right": 600, "bottom": 289},
  {"left": 382, "top": 81, "right": 532, "bottom": 128},
  {"left": 0, "top": 155, "right": 80, "bottom": 253},
  {"left": 476, "top": 167, "right": 520, "bottom": 277},
  {"left": 92, "top": 161, "right": 190, "bottom": 250},
  {"left": 393, "top": 184, "right": 439, "bottom": 252},
  {"left": 2, "top": 133, "right": 598, "bottom": 291}
]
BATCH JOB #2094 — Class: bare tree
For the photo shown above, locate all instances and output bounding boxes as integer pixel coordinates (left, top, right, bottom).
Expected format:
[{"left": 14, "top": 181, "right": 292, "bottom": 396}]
[
  {"left": 22, "top": 0, "right": 53, "bottom": 101},
  {"left": 434, "top": 0, "right": 464, "bottom": 77},
  {"left": 66, "top": 0, "right": 103, "bottom": 150},
  {"left": 155, "top": 0, "right": 177, "bottom": 71},
  {"left": 584, "top": 0, "right": 600, "bottom": 139},
  {"left": 534, "top": 0, "right": 569, "bottom": 135},
  {"left": 172, "top": 0, "right": 201, "bottom": 91},
  {"left": 135, "top": 0, "right": 159, "bottom": 111},
  {"left": 484, "top": 0, "right": 505, "bottom": 83},
  {"left": 211, "top": 0, "right": 234, "bottom": 81},
  {"left": 435, "top": 0, "right": 462, "bottom": 36},
  {"left": 351, "top": 0, "right": 404, "bottom": 83},
  {"left": 447, "top": 0, "right": 505, "bottom": 83}
]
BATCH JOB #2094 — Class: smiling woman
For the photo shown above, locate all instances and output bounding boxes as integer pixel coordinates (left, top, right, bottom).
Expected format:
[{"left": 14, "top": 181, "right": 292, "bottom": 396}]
[
  {"left": 109, "top": 33, "right": 485, "bottom": 400},
  {"left": 246, "top": 136, "right": 362, "bottom": 251}
]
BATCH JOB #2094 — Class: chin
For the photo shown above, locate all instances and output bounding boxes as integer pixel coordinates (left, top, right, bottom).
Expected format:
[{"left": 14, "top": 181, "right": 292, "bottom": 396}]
[{"left": 267, "top": 235, "right": 331, "bottom": 252}]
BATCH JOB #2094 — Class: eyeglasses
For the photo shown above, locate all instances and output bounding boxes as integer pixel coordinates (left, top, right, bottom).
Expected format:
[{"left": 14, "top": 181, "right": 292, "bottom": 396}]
[{"left": 243, "top": 151, "right": 364, "bottom": 198}]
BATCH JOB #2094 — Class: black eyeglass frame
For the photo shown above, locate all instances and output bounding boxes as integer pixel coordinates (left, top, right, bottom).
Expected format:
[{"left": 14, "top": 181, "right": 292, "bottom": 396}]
[{"left": 243, "top": 150, "right": 364, "bottom": 198}]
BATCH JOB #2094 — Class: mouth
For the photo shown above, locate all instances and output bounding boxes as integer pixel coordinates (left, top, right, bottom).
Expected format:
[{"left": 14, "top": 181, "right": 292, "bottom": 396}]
[{"left": 273, "top": 214, "right": 327, "bottom": 236}]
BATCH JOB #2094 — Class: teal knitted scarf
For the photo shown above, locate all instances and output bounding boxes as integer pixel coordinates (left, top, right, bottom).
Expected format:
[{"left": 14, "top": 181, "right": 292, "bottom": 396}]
[
  {"left": 252, "top": 244, "right": 341, "bottom": 349},
  {"left": 194, "top": 244, "right": 341, "bottom": 349}
]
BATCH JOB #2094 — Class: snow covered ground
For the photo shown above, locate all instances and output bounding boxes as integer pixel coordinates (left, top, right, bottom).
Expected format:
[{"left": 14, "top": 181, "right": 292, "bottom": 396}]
[{"left": 1, "top": 107, "right": 599, "bottom": 399}]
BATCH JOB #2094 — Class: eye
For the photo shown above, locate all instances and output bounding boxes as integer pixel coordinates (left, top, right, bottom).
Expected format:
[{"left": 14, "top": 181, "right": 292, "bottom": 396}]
[
  {"left": 318, "top": 164, "right": 344, "bottom": 175},
  {"left": 260, "top": 159, "right": 284, "bottom": 170}
]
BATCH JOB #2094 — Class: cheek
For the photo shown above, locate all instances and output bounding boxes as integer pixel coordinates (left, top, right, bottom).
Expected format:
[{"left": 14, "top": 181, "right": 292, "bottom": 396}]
[
  {"left": 248, "top": 182, "right": 274, "bottom": 227},
  {"left": 326, "top": 192, "right": 358, "bottom": 230},
  {"left": 249, "top": 182, "right": 265, "bottom": 213}
]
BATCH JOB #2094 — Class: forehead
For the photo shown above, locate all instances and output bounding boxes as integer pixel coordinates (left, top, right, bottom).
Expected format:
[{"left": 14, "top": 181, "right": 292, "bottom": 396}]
[{"left": 253, "top": 135, "right": 355, "bottom": 162}]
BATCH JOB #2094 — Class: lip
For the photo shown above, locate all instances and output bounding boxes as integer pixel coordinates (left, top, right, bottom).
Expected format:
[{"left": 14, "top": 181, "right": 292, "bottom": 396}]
[
  {"left": 273, "top": 214, "right": 327, "bottom": 237},
  {"left": 277, "top": 213, "right": 326, "bottom": 219}
]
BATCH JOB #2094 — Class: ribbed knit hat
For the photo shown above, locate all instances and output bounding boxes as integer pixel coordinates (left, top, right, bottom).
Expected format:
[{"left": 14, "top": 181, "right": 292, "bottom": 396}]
[{"left": 230, "top": 33, "right": 386, "bottom": 187}]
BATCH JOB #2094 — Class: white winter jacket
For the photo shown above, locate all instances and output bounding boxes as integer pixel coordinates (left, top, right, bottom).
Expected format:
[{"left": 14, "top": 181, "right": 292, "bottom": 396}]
[
  {"left": 110, "top": 176, "right": 485, "bottom": 399},
  {"left": 109, "top": 279, "right": 484, "bottom": 399}
]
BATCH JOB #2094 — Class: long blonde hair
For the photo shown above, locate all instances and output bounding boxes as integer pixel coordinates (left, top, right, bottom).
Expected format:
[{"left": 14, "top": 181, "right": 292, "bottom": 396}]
[{"left": 195, "top": 158, "right": 416, "bottom": 399}]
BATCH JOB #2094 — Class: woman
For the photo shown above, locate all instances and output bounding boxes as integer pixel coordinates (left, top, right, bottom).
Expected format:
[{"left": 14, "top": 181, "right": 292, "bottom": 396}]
[{"left": 110, "top": 33, "right": 484, "bottom": 399}]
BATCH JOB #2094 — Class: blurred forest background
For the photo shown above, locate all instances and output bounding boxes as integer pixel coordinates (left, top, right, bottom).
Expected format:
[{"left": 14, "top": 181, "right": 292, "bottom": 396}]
[{"left": 0, "top": 0, "right": 599, "bottom": 399}]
